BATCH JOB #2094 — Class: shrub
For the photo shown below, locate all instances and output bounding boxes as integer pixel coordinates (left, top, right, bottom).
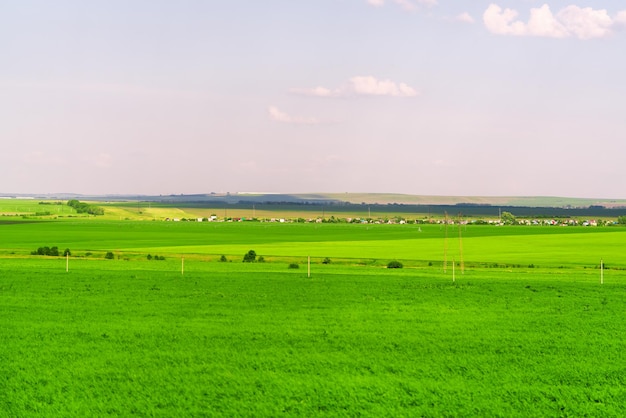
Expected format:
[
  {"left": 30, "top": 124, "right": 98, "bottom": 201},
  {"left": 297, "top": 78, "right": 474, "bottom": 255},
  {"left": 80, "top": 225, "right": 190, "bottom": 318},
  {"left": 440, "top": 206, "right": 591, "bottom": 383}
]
[
  {"left": 322, "top": 257, "right": 331, "bottom": 264},
  {"left": 104, "top": 251, "right": 115, "bottom": 260},
  {"left": 219, "top": 255, "right": 228, "bottom": 262},
  {"left": 243, "top": 250, "right": 257, "bottom": 263},
  {"left": 63, "top": 248, "right": 71, "bottom": 257},
  {"left": 288, "top": 263, "right": 299, "bottom": 269},
  {"left": 258, "top": 256, "right": 265, "bottom": 263},
  {"left": 147, "top": 254, "right": 153, "bottom": 260},
  {"left": 387, "top": 260, "right": 403, "bottom": 269}
]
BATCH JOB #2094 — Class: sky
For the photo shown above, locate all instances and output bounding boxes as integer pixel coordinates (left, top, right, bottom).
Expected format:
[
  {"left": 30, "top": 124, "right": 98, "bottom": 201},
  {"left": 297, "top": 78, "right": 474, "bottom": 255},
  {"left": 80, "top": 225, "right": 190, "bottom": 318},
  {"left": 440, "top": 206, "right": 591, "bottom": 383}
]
[{"left": 2, "top": 0, "right": 626, "bottom": 198}]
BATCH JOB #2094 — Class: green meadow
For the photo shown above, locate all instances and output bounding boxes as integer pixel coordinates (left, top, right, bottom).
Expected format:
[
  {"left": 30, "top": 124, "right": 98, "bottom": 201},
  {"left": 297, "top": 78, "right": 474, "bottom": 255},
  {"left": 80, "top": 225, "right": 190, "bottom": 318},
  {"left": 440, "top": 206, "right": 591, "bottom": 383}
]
[
  {"left": 2, "top": 216, "right": 626, "bottom": 416},
  {"left": 1, "top": 220, "right": 624, "bottom": 269}
]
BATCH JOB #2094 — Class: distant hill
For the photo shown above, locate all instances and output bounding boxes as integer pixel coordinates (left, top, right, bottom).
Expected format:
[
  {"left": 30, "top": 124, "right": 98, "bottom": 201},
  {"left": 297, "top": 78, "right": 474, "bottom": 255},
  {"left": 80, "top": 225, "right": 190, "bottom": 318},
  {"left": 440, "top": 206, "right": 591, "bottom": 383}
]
[
  {"left": 2, "top": 192, "right": 626, "bottom": 209},
  {"left": 150, "top": 193, "right": 626, "bottom": 209}
]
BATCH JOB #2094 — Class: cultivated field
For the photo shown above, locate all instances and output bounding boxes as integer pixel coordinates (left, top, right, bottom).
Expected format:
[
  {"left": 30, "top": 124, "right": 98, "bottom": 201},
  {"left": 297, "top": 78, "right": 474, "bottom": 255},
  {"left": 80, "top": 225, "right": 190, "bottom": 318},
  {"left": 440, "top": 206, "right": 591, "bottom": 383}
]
[{"left": 2, "top": 210, "right": 626, "bottom": 416}]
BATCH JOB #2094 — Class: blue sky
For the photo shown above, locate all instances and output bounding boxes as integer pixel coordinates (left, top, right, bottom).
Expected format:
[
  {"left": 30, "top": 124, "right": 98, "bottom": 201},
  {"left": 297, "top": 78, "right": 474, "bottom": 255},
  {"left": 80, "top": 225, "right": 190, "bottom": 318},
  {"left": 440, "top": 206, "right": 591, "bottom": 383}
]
[{"left": 2, "top": 1, "right": 625, "bottom": 197}]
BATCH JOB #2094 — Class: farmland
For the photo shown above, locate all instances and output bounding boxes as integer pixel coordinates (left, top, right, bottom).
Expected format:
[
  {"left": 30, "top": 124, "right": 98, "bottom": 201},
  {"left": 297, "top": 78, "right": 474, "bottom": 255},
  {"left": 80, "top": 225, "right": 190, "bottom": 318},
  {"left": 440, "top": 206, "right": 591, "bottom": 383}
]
[{"left": 2, "top": 202, "right": 626, "bottom": 416}]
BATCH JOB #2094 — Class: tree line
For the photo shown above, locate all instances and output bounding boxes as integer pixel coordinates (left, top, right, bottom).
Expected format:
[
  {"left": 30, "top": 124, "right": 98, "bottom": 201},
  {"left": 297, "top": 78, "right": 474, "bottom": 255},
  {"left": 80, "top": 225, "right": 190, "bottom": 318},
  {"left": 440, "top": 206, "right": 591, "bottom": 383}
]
[{"left": 67, "top": 199, "right": 104, "bottom": 215}]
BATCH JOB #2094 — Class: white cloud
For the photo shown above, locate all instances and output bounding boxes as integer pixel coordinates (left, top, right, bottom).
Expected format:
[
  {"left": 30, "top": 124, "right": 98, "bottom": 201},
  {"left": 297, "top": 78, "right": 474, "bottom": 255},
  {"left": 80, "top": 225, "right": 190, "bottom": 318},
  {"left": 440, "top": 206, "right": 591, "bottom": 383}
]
[
  {"left": 557, "top": 6, "right": 613, "bottom": 40},
  {"left": 455, "top": 12, "right": 475, "bottom": 24},
  {"left": 484, "top": 3, "right": 626, "bottom": 39},
  {"left": 350, "top": 76, "right": 418, "bottom": 97},
  {"left": 268, "top": 106, "right": 320, "bottom": 124},
  {"left": 527, "top": 4, "right": 569, "bottom": 38},
  {"left": 366, "top": 0, "right": 437, "bottom": 12},
  {"left": 291, "top": 76, "right": 418, "bottom": 98},
  {"left": 289, "top": 86, "right": 338, "bottom": 97},
  {"left": 483, "top": 4, "right": 531, "bottom": 36},
  {"left": 367, "top": 0, "right": 385, "bottom": 7}
]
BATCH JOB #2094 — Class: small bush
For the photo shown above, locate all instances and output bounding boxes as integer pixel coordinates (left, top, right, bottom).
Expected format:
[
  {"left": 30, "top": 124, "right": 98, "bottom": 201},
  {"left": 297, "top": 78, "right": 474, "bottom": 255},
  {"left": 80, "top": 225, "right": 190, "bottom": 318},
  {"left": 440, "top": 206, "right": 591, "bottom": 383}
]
[
  {"left": 322, "top": 257, "right": 331, "bottom": 264},
  {"left": 147, "top": 254, "right": 153, "bottom": 260},
  {"left": 219, "top": 255, "right": 228, "bottom": 262},
  {"left": 387, "top": 260, "right": 403, "bottom": 269},
  {"left": 63, "top": 248, "right": 71, "bottom": 257},
  {"left": 288, "top": 263, "right": 299, "bottom": 269},
  {"left": 258, "top": 256, "right": 265, "bottom": 263},
  {"left": 104, "top": 251, "right": 115, "bottom": 260}
]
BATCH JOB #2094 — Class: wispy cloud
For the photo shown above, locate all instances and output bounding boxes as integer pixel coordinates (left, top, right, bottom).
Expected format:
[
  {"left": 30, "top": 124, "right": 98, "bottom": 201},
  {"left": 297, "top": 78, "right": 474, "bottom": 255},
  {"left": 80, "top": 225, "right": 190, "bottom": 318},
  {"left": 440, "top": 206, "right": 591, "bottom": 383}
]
[
  {"left": 366, "top": 0, "right": 437, "bottom": 12},
  {"left": 291, "top": 76, "right": 418, "bottom": 98},
  {"left": 453, "top": 12, "right": 475, "bottom": 24},
  {"left": 484, "top": 3, "right": 625, "bottom": 40},
  {"left": 268, "top": 106, "right": 320, "bottom": 125}
]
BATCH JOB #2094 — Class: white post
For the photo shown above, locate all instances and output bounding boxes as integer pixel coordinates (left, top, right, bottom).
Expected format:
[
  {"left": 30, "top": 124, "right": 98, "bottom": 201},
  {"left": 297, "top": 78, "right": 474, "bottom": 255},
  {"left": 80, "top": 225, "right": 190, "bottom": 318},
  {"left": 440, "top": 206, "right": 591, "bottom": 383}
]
[
  {"left": 452, "top": 258, "right": 455, "bottom": 283},
  {"left": 182, "top": 256, "right": 185, "bottom": 276},
  {"left": 66, "top": 253, "right": 69, "bottom": 272},
  {"left": 601, "top": 259, "right": 604, "bottom": 285},
  {"left": 308, "top": 256, "right": 311, "bottom": 278}
]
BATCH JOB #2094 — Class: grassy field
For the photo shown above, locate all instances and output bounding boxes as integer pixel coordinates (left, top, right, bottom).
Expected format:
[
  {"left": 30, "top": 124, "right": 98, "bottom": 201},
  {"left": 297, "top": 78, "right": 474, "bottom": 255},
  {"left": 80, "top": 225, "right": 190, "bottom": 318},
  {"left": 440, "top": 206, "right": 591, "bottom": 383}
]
[
  {"left": 2, "top": 216, "right": 626, "bottom": 415},
  {"left": 2, "top": 258, "right": 626, "bottom": 416},
  {"left": 1, "top": 220, "right": 624, "bottom": 269}
]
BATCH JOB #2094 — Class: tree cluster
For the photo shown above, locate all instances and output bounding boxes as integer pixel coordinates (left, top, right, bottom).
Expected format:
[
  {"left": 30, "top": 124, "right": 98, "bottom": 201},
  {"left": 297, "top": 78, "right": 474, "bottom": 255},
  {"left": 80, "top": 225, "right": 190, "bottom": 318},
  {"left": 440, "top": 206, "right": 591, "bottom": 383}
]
[
  {"left": 31, "top": 246, "right": 71, "bottom": 256},
  {"left": 242, "top": 250, "right": 264, "bottom": 262},
  {"left": 67, "top": 199, "right": 104, "bottom": 216},
  {"left": 147, "top": 254, "right": 166, "bottom": 261}
]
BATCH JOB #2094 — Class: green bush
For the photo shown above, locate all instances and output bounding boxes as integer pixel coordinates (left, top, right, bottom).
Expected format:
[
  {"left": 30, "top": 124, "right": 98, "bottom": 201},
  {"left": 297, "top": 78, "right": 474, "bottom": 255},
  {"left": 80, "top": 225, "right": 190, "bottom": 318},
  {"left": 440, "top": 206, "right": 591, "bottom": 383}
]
[
  {"left": 104, "top": 251, "right": 115, "bottom": 260},
  {"left": 219, "top": 255, "right": 228, "bottom": 262},
  {"left": 243, "top": 250, "right": 257, "bottom": 263},
  {"left": 387, "top": 260, "right": 403, "bottom": 269},
  {"left": 322, "top": 257, "right": 331, "bottom": 264},
  {"left": 288, "top": 263, "right": 299, "bottom": 269}
]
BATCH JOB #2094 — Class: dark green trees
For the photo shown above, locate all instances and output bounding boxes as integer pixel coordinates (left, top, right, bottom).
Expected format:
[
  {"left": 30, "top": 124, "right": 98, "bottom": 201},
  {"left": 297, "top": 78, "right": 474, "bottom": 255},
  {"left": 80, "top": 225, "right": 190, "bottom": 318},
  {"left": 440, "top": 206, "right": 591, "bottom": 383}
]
[{"left": 243, "top": 250, "right": 257, "bottom": 262}]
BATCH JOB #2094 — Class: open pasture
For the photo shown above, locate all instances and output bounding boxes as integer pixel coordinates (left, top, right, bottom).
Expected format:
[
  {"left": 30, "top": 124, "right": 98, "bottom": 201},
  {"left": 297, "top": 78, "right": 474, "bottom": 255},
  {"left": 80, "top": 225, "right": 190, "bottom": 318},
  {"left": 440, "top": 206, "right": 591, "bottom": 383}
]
[
  {"left": 0, "top": 199, "right": 73, "bottom": 217},
  {"left": 2, "top": 219, "right": 626, "bottom": 415},
  {"left": 2, "top": 258, "right": 626, "bottom": 416},
  {"left": 1, "top": 220, "right": 625, "bottom": 269}
]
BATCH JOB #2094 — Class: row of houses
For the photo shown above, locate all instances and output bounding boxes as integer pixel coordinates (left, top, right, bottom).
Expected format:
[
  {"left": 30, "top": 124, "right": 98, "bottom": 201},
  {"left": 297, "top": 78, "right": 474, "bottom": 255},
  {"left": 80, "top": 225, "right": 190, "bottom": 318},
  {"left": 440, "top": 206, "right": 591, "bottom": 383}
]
[{"left": 162, "top": 216, "right": 614, "bottom": 226}]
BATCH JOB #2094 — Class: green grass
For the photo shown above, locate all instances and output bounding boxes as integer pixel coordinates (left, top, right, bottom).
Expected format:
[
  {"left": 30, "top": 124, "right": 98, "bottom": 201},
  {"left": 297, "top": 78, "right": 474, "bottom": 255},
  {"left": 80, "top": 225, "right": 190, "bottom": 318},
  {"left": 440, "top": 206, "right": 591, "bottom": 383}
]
[
  {"left": 2, "top": 258, "right": 626, "bottom": 416},
  {"left": 2, "top": 220, "right": 625, "bottom": 269},
  {"left": 3, "top": 218, "right": 626, "bottom": 415}
]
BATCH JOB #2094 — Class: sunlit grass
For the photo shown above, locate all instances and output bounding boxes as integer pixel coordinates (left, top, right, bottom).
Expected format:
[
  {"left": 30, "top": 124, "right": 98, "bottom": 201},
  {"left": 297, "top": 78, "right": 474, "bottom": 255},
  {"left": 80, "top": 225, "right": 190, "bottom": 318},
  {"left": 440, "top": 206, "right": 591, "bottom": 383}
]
[{"left": 2, "top": 258, "right": 626, "bottom": 416}]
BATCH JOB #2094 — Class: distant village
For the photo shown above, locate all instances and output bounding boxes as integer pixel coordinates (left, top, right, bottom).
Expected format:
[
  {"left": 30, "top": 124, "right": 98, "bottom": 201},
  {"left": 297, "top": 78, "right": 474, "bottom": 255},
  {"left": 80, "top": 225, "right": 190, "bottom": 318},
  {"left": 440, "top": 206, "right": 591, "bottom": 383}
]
[{"left": 163, "top": 214, "right": 620, "bottom": 227}]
